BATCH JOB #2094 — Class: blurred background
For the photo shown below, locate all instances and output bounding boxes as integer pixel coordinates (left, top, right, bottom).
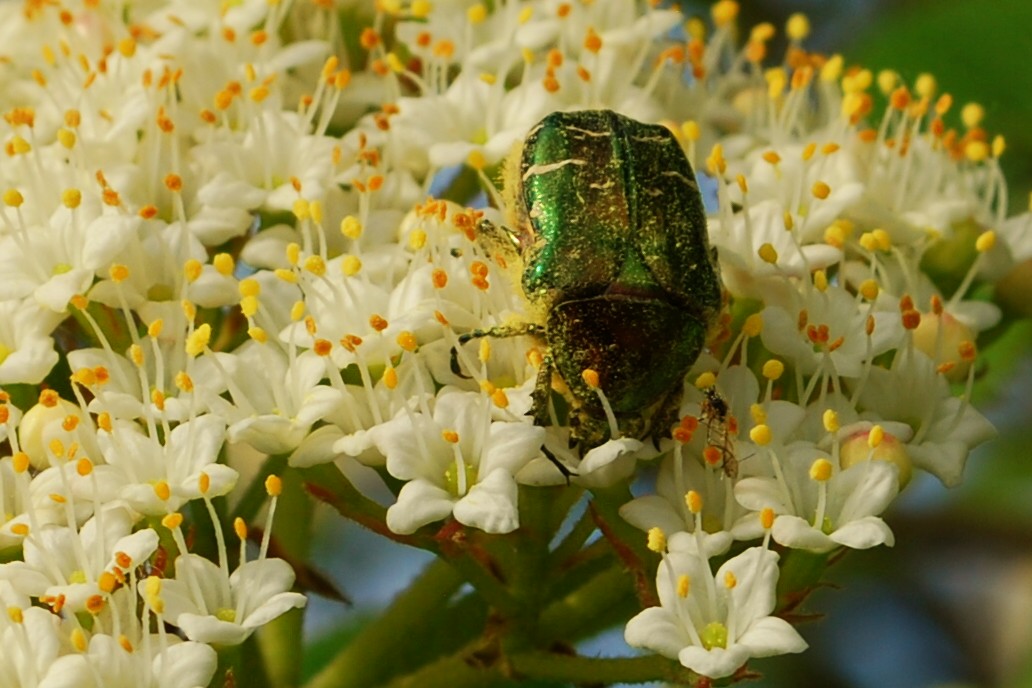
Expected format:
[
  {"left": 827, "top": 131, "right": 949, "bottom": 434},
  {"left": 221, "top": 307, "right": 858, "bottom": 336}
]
[{"left": 305, "top": 1, "right": 1032, "bottom": 687}]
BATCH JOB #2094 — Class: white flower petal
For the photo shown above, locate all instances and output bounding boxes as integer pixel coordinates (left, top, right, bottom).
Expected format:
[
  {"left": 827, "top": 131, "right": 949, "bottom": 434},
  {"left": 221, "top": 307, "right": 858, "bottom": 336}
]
[
  {"left": 386, "top": 480, "right": 456, "bottom": 535},
  {"left": 453, "top": 468, "right": 519, "bottom": 534}
]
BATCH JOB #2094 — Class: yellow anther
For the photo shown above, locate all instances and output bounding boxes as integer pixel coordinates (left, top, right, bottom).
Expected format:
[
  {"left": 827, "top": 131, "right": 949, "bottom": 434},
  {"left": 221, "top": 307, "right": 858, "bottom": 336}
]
[
  {"left": 408, "top": 229, "right": 427, "bottom": 250},
  {"left": 162, "top": 512, "right": 184, "bottom": 530},
  {"left": 239, "top": 277, "right": 261, "bottom": 297},
  {"left": 109, "top": 264, "right": 130, "bottom": 282},
  {"left": 809, "top": 458, "right": 833, "bottom": 481},
  {"left": 814, "top": 270, "right": 828, "bottom": 292},
  {"left": 914, "top": 73, "right": 936, "bottom": 99},
  {"left": 743, "top": 312, "right": 764, "bottom": 337},
  {"left": 646, "top": 527, "right": 667, "bottom": 553},
  {"left": 240, "top": 295, "right": 259, "bottom": 317},
  {"left": 750, "top": 22, "right": 774, "bottom": 42},
  {"left": 153, "top": 481, "right": 171, "bottom": 501},
  {"left": 183, "top": 259, "right": 203, "bottom": 283},
  {"left": 750, "top": 403, "right": 767, "bottom": 425},
  {"left": 868, "top": 424, "right": 885, "bottom": 448},
  {"left": 812, "top": 181, "right": 830, "bottom": 200},
  {"left": 61, "top": 188, "right": 81, "bottom": 208},
  {"left": 397, "top": 331, "right": 418, "bottom": 352},
  {"left": 466, "top": 3, "right": 486, "bottom": 23},
  {"left": 965, "top": 140, "right": 989, "bottom": 162},
  {"left": 234, "top": 517, "right": 248, "bottom": 541},
  {"left": 340, "top": 215, "right": 363, "bottom": 239},
  {"left": 185, "top": 324, "right": 211, "bottom": 357},
  {"left": 128, "top": 343, "right": 144, "bottom": 367},
  {"left": 760, "top": 507, "right": 775, "bottom": 529},
  {"left": 820, "top": 54, "right": 843, "bottom": 82},
  {"left": 766, "top": 68, "right": 787, "bottom": 100},
  {"left": 265, "top": 474, "right": 283, "bottom": 497},
  {"left": 213, "top": 253, "right": 234, "bottom": 276},
  {"left": 677, "top": 574, "right": 690, "bottom": 598},
  {"left": 685, "top": 490, "right": 703, "bottom": 514},
  {"left": 57, "top": 128, "right": 77, "bottom": 149},
  {"left": 758, "top": 243, "right": 778, "bottom": 264},
  {"left": 286, "top": 242, "right": 301, "bottom": 266},
  {"left": 706, "top": 144, "right": 726, "bottom": 176},
  {"left": 582, "top": 368, "right": 600, "bottom": 389},
  {"left": 272, "top": 266, "right": 297, "bottom": 282},
  {"left": 412, "top": 0, "right": 432, "bottom": 18},
  {"left": 749, "top": 424, "right": 772, "bottom": 446},
  {"left": 961, "top": 102, "right": 984, "bottom": 129},
  {"left": 823, "top": 409, "right": 840, "bottom": 432},
  {"left": 785, "top": 13, "right": 809, "bottom": 41},
  {"left": 681, "top": 120, "right": 700, "bottom": 142},
  {"left": 694, "top": 371, "right": 717, "bottom": 389},
  {"left": 341, "top": 255, "right": 362, "bottom": 276},
  {"left": 872, "top": 228, "right": 891, "bottom": 251},
  {"left": 860, "top": 279, "right": 879, "bottom": 301},
  {"left": 975, "top": 230, "right": 996, "bottom": 253},
  {"left": 762, "top": 359, "right": 784, "bottom": 380},
  {"left": 992, "top": 135, "right": 1006, "bottom": 158},
  {"left": 876, "top": 69, "right": 898, "bottom": 95},
  {"left": 441, "top": 429, "right": 459, "bottom": 444},
  {"left": 467, "top": 149, "right": 486, "bottom": 170},
  {"left": 303, "top": 255, "right": 326, "bottom": 276}
]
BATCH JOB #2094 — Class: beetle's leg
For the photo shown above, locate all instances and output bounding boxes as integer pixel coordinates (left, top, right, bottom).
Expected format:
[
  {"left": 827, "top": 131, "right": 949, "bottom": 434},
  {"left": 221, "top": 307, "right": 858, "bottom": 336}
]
[
  {"left": 529, "top": 348, "right": 555, "bottom": 428},
  {"left": 449, "top": 323, "right": 545, "bottom": 378}
]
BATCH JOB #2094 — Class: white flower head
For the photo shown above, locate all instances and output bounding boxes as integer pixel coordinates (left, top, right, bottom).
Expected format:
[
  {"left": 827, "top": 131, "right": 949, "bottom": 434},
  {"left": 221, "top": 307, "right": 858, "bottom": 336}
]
[
  {"left": 625, "top": 546, "right": 806, "bottom": 678},
  {"left": 734, "top": 442, "right": 898, "bottom": 553},
  {"left": 372, "top": 389, "right": 545, "bottom": 534},
  {"left": 159, "top": 554, "right": 306, "bottom": 646}
]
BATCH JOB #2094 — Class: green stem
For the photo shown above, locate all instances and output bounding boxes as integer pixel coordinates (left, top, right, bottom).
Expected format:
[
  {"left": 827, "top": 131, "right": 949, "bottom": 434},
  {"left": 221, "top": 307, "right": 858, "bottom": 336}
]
[
  {"left": 380, "top": 652, "right": 517, "bottom": 688},
  {"left": 510, "top": 651, "right": 697, "bottom": 685},
  {"left": 379, "top": 646, "right": 696, "bottom": 688},
  {"left": 303, "top": 559, "right": 467, "bottom": 688},
  {"left": 257, "top": 608, "right": 305, "bottom": 688},
  {"left": 538, "top": 566, "right": 637, "bottom": 643}
]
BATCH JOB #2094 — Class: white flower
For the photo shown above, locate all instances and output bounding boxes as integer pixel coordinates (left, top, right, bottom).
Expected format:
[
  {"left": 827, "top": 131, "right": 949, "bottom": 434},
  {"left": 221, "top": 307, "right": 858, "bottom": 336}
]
[
  {"left": 734, "top": 442, "right": 898, "bottom": 552},
  {"left": 159, "top": 554, "right": 306, "bottom": 646},
  {"left": 0, "top": 300, "right": 61, "bottom": 385},
  {"left": 98, "top": 415, "right": 235, "bottom": 515},
  {"left": 0, "top": 507, "right": 157, "bottom": 613},
  {"left": 857, "top": 349, "right": 996, "bottom": 486},
  {"left": 619, "top": 448, "right": 734, "bottom": 559},
  {"left": 760, "top": 283, "right": 902, "bottom": 379},
  {"left": 206, "top": 344, "right": 342, "bottom": 455},
  {"left": 372, "top": 389, "right": 545, "bottom": 534},
  {"left": 41, "top": 634, "right": 217, "bottom": 688},
  {"left": 625, "top": 546, "right": 806, "bottom": 678}
]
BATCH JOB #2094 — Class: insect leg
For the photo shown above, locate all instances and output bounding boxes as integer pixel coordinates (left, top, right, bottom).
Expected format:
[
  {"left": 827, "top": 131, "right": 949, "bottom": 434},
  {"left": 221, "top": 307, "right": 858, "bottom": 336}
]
[{"left": 449, "top": 322, "right": 545, "bottom": 378}]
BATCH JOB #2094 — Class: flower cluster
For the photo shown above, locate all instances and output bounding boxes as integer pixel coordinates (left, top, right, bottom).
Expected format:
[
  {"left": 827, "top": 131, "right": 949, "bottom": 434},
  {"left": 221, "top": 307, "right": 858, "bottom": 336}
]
[{"left": 0, "top": 0, "right": 1026, "bottom": 685}]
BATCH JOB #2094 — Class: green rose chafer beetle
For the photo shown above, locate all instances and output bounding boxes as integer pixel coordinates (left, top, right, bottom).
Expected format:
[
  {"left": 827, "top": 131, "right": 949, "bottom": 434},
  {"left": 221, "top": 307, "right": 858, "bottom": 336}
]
[{"left": 463, "top": 109, "right": 723, "bottom": 449}]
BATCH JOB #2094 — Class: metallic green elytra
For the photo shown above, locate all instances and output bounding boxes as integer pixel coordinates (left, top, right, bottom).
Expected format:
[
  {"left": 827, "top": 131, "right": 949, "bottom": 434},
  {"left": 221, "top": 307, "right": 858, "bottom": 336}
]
[{"left": 483, "top": 110, "right": 722, "bottom": 445}]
